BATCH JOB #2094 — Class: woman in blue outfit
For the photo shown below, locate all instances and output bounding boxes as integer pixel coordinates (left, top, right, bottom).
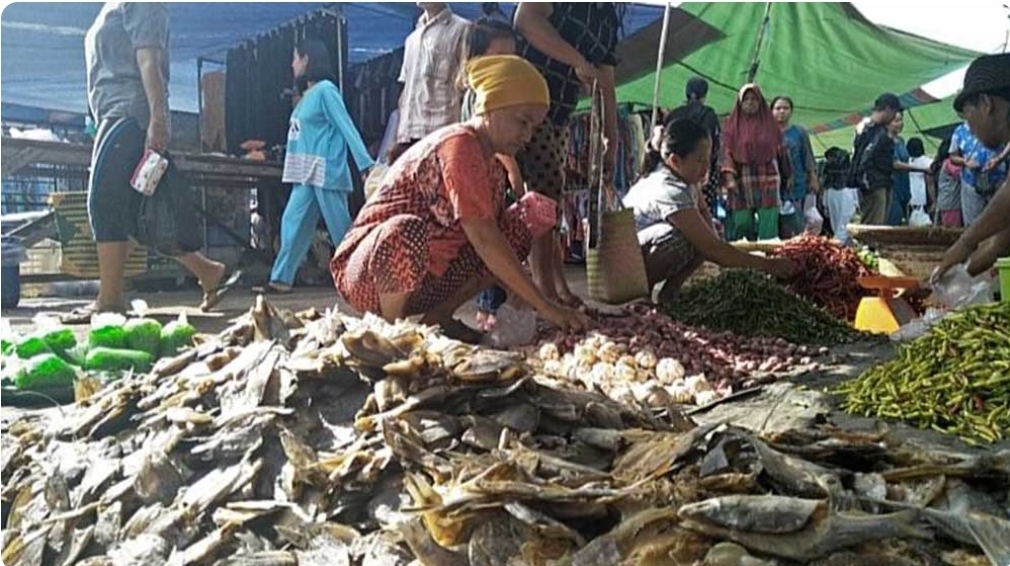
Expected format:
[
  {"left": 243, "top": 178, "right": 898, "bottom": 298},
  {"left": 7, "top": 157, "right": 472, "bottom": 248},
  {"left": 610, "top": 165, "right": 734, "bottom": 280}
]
[
  {"left": 771, "top": 96, "right": 820, "bottom": 237},
  {"left": 262, "top": 39, "right": 374, "bottom": 293}
]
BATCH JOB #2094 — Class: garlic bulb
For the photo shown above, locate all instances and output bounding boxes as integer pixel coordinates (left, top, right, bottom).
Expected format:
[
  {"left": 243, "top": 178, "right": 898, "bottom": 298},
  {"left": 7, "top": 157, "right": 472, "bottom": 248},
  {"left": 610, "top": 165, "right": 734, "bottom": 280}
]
[
  {"left": 608, "top": 385, "right": 636, "bottom": 405},
  {"left": 598, "top": 341, "right": 621, "bottom": 364},
  {"left": 538, "top": 343, "right": 560, "bottom": 361},
  {"left": 655, "top": 358, "right": 686, "bottom": 384},
  {"left": 635, "top": 370, "right": 652, "bottom": 383},
  {"left": 573, "top": 344, "right": 597, "bottom": 365},
  {"left": 633, "top": 383, "right": 671, "bottom": 406},
  {"left": 666, "top": 383, "right": 694, "bottom": 404},
  {"left": 590, "top": 362, "right": 616, "bottom": 384},
  {"left": 614, "top": 362, "right": 638, "bottom": 383},
  {"left": 618, "top": 354, "right": 638, "bottom": 369},
  {"left": 635, "top": 349, "right": 658, "bottom": 370},
  {"left": 542, "top": 360, "right": 563, "bottom": 376},
  {"left": 685, "top": 374, "right": 713, "bottom": 394},
  {"left": 694, "top": 390, "right": 719, "bottom": 407}
]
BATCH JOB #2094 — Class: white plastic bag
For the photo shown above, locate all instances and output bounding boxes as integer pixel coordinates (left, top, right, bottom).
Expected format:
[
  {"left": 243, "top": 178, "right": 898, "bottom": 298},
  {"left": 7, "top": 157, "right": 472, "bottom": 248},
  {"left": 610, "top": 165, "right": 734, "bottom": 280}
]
[
  {"left": 893, "top": 264, "right": 994, "bottom": 341},
  {"left": 803, "top": 194, "right": 824, "bottom": 234},
  {"left": 908, "top": 205, "right": 931, "bottom": 227},
  {"left": 483, "top": 303, "right": 537, "bottom": 349}
]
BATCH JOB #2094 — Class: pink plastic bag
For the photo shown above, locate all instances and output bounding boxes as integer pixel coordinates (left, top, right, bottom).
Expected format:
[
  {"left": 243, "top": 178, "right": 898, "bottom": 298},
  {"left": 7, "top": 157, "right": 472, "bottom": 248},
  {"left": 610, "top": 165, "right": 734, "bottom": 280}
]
[{"left": 512, "top": 192, "right": 557, "bottom": 239}]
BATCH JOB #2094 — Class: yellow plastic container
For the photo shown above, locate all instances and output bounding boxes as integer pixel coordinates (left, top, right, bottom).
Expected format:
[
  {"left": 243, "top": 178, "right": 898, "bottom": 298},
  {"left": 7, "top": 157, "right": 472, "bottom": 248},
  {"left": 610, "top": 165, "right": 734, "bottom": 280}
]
[{"left": 997, "top": 257, "right": 1010, "bottom": 303}]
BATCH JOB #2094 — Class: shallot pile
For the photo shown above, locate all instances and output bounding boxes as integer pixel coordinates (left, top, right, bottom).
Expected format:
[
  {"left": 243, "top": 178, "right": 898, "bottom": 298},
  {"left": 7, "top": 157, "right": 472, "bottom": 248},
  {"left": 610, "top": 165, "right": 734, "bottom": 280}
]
[
  {"left": 534, "top": 304, "right": 819, "bottom": 407},
  {"left": 769, "top": 235, "right": 872, "bottom": 321}
]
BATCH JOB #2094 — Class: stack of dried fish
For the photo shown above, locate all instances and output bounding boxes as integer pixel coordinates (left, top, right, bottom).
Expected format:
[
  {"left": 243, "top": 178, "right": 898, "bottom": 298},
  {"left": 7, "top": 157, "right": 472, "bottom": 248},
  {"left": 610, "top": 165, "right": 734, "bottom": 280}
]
[{"left": 2, "top": 297, "right": 1008, "bottom": 566}]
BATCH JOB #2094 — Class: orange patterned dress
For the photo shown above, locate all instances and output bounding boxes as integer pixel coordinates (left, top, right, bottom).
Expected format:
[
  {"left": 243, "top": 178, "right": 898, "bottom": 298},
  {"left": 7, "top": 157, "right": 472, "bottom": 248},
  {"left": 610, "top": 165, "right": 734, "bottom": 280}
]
[{"left": 332, "top": 124, "right": 532, "bottom": 315}]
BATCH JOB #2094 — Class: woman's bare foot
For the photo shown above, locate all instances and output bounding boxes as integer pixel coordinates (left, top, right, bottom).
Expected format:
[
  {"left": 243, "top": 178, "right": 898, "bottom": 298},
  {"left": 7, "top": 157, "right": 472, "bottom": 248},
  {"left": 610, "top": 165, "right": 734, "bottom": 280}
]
[{"left": 200, "top": 262, "right": 227, "bottom": 295}]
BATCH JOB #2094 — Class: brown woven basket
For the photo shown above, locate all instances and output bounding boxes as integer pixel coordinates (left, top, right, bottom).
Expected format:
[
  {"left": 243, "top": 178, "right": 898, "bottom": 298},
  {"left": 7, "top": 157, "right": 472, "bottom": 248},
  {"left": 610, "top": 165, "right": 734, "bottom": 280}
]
[
  {"left": 587, "top": 208, "right": 650, "bottom": 304},
  {"left": 847, "top": 225, "right": 963, "bottom": 248}
]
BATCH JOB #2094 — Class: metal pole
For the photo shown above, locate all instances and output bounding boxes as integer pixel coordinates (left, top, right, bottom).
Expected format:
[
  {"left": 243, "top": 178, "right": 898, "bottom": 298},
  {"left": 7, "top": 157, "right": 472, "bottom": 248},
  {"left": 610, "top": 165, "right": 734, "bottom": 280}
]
[
  {"left": 650, "top": 2, "right": 672, "bottom": 127},
  {"left": 336, "top": 12, "right": 345, "bottom": 94},
  {"left": 746, "top": 2, "right": 773, "bottom": 84},
  {"left": 196, "top": 57, "right": 204, "bottom": 151}
]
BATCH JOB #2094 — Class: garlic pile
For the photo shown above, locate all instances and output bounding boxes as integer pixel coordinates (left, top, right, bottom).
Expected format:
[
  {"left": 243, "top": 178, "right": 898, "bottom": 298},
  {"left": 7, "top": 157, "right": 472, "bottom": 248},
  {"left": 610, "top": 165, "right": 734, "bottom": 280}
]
[{"left": 535, "top": 333, "right": 728, "bottom": 408}]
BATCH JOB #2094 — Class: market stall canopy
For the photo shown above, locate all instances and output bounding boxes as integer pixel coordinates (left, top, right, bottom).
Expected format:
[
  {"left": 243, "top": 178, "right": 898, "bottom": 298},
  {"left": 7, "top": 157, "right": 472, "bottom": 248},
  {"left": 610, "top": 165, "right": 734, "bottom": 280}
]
[
  {"left": 614, "top": 2, "right": 981, "bottom": 152},
  {"left": 0, "top": 2, "right": 665, "bottom": 116}
]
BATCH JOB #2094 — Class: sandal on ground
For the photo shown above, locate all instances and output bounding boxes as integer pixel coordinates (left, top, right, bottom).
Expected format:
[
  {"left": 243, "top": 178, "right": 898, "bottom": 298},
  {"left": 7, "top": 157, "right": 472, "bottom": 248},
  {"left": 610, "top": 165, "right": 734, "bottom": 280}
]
[
  {"left": 440, "top": 318, "right": 485, "bottom": 345},
  {"left": 200, "top": 270, "right": 243, "bottom": 312},
  {"left": 58, "top": 302, "right": 126, "bottom": 325},
  {"left": 251, "top": 281, "right": 293, "bottom": 296}
]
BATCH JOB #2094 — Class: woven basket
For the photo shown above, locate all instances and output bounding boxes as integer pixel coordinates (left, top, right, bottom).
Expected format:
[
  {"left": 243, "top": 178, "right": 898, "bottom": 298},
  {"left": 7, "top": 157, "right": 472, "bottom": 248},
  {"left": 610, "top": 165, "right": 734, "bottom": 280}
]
[
  {"left": 587, "top": 208, "right": 650, "bottom": 303},
  {"left": 584, "top": 84, "right": 650, "bottom": 304}
]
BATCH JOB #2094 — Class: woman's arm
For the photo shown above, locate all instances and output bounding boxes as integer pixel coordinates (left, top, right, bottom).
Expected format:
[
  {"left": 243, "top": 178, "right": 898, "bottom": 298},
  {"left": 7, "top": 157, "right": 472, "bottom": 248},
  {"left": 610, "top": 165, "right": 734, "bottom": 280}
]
[
  {"left": 321, "top": 86, "right": 375, "bottom": 172},
  {"left": 671, "top": 210, "right": 795, "bottom": 278},
  {"left": 461, "top": 218, "right": 585, "bottom": 329},
  {"left": 893, "top": 161, "right": 930, "bottom": 173},
  {"left": 598, "top": 65, "right": 619, "bottom": 182},
  {"left": 498, "top": 154, "right": 526, "bottom": 196},
  {"left": 514, "top": 3, "right": 594, "bottom": 79},
  {"left": 985, "top": 144, "right": 1010, "bottom": 172},
  {"left": 934, "top": 177, "right": 1010, "bottom": 279}
]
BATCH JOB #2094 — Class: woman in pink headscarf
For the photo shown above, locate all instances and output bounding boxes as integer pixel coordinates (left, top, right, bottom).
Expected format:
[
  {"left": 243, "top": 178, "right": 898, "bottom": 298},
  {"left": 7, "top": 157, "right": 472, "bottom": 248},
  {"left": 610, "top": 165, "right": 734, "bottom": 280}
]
[{"left": 720, "top": 84, "right": 790, "bottom": 240}]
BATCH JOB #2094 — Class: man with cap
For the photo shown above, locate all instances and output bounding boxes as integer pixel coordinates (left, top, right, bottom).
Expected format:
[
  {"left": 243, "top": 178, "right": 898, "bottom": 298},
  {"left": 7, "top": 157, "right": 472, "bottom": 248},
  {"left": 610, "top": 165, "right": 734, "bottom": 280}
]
[
  {"left": 850, "top": 92, "right": 902, "bottom": 225},
  {"left": 933, "top": 53, "right": 1010, "bottom": 281}
]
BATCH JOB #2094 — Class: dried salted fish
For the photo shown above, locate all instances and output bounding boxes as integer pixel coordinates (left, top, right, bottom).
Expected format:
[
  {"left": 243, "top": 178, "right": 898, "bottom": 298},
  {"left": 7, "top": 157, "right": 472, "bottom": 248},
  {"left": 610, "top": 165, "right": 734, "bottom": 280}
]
[
  {"left": 398, "top": 517, "right": 467, "bottom": 566},
  {"left": 54, "top": 525, "right": 95, "bottom": 566},
  {"left": 293, "top": 527, "right": 352, "bottom": 566},
  {"left": 2, "top": 525, "right": 50, "bottom": 566},
  {"left": 342, "top": 329, "right": 407, "bottom": 368},
  {"left": 679, "top": 495, "right": 931, "bottom": 561},
  {"left": 107, "top": 533, "right": 171, "bottom": 566},
  {"left": 702, "top": 542, "right": 776, "bottom": 566},
  {"left": 215, "top": 551, "right": 297, "bottom": 566}
]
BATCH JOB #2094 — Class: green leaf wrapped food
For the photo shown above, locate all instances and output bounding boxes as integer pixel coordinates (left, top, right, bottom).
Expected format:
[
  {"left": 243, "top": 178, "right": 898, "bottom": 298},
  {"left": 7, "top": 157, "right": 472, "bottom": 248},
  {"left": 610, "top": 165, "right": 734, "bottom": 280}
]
[
  {"left": 14, "top": 353, "right": 77, "bottom": 390},
  {"left": 15, "top": 336, "right": 52, "bottom": 360},
  {"left": 84, "top": 347, "right": 153, "bottom": 373},
  {"left": 43, "top": 328, "right": 77, "bottom": 360},
  {"left": 160, "top": 319, "right": 197, "bottom": 358},
  {"left": 124, "top": 318, "right": 163, "bottom": 358}
]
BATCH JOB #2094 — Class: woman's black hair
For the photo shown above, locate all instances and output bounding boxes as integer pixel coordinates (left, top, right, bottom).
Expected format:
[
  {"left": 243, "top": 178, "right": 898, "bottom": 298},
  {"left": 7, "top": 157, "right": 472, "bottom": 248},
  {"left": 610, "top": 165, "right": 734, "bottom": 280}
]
[
  {"left": 457, "top": 4, "right": 517, "bottom": 90},
  {"left": 907, "top": 137, "right": 925, "bottom": 158},
  {"left": 770, "top": 96, "right": 794, "bottom": 110},
  {"left": 294, "top": 39, "right": 336, "bottom": 92},
  {"left": 930, "top": 135, "right": 952, "bottom": 175},
  {"left": 641, "top": 118, "right": 711, "bottom": 176}
]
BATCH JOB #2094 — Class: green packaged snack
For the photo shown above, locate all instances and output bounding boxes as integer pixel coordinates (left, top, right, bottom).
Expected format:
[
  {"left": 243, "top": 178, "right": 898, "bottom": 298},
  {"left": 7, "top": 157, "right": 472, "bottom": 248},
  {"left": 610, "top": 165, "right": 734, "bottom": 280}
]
[
  {"left": 14, "top": 353, "right": 77, "bottom": 390},
  {"left": 89, "top": 325, "right": 127, "bottom": 350},
  {"left": 16, "top": 336, "right": 52, "bottom": 360},
  {"left": 124, "top": 318, "right": 163, "bottom": 358},
  {"left": 160, "top": 319, "right": 197, "bottom": 358},
  {"left": 43, "top": 328, "right": 77, "bottom": 357},
  {"left": 84, "top": 347, "right": 153, "bottom": 373}
]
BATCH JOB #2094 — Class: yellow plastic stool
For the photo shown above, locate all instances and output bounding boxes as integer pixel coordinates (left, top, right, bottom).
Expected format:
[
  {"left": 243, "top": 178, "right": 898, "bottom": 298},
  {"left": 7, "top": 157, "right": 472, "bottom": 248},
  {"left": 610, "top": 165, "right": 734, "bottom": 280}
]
[{"left": 854, "top": 276, "right": 920, "bottom": 334}]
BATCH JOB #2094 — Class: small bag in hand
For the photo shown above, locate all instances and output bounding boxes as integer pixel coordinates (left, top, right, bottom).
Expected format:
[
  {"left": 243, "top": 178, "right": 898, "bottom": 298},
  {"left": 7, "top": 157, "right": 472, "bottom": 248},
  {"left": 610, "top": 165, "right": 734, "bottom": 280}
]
[{"left": 135, "top": 158, "right": 204, "bottom": 256}]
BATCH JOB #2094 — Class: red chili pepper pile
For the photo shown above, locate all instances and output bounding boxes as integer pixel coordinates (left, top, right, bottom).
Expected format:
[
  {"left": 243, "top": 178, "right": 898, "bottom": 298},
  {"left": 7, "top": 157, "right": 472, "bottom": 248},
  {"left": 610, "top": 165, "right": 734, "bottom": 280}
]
[{"left": 770, "top": 235, "right": 872, "bottom": 321}]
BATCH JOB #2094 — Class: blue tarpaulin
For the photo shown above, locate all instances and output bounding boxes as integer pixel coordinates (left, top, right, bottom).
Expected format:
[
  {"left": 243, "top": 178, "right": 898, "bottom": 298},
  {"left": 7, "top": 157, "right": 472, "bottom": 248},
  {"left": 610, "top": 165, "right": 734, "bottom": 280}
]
[{"left": 0, "top": 2, "right": 664, "bottom": 114}]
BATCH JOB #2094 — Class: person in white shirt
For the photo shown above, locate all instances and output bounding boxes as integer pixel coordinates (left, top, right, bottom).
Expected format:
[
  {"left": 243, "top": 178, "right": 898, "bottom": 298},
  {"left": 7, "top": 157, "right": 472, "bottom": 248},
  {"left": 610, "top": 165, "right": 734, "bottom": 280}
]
[
  {"left": 906, "top": 137, "right": 934, "bottom": 225},
  {"left": 386, "top": 3, "right": 469, "bottom": 164}
]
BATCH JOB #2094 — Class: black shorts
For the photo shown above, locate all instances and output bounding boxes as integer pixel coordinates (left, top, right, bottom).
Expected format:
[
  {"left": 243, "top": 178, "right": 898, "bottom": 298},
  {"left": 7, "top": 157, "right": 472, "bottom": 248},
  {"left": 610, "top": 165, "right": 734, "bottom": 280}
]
[{"left": 88, "top": 118, "right": 144, "bottom": 242}]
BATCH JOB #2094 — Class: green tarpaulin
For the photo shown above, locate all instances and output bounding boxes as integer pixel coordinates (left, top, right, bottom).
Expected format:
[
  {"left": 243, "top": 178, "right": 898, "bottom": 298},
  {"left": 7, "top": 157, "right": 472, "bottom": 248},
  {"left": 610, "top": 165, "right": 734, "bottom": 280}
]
[{"left": 612, "top": 2, "right": 978, "bottom": 153}]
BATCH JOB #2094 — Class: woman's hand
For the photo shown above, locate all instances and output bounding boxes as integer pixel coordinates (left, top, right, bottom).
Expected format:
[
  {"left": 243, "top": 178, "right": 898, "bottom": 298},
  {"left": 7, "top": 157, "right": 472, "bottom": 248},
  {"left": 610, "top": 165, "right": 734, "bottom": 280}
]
[
  {"left": 984, "top": 157, "right": 1003, "bottom": 172},
  {"left": 965, "top": 158, "right": 981, "bottom": 171},
  {"left": 763, "top": 257, "right": 798, "bottom": 280},
  {"left": 574, "top": 58, "right": 598, "bottom": 88},
  {"left": 542, "top": 303, "right": 590, "bottom": 332}
]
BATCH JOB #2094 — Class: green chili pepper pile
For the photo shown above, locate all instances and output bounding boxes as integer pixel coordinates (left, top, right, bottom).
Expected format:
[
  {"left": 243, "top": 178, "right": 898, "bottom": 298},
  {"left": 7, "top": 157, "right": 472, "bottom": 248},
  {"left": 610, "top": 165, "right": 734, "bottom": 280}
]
[
  {"left": 663, "top": 270, "right": 866, "bottom": 346},
  {"left": 838, "top": 303, "right": 1010, "bottom": 444}
]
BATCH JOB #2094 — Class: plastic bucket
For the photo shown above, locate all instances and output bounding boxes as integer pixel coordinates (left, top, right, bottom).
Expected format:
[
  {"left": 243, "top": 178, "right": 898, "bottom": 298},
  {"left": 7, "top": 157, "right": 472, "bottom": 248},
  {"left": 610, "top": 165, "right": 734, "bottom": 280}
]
[{"left": 997, "top": 257, "right": 1010, "bottom": 303}]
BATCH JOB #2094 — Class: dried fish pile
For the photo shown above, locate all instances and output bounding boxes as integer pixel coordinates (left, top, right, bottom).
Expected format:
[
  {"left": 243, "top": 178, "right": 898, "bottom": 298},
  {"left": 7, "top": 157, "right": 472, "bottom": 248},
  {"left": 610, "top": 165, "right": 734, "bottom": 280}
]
[
  {"left": 2, "top": 297, "right": 1008, "bottom": 566},
  {"left": 839, "top": 302, "right": 1010, "bottom": 444}
]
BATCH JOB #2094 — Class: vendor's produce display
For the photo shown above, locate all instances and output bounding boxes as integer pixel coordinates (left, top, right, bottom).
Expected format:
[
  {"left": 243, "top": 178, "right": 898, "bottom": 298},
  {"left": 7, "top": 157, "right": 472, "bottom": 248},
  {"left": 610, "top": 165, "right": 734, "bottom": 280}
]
[
  {"left": 769, "top": 235, "right": 872, "bottom": 321},
  {"left": 0, "top": 315, "right": 197, "bottom": 403},
  {"left": 839, "top": 302, "right": 1010, "bottom": 444},
  {"left": 3, "top": 298, "right": 1005, "bottom": 566},
  {"left": 535, "top": 304, "right": 819, "bottom": 407},
  {"left": 665, "top": 270, "right": 867, "bottom": 346}
]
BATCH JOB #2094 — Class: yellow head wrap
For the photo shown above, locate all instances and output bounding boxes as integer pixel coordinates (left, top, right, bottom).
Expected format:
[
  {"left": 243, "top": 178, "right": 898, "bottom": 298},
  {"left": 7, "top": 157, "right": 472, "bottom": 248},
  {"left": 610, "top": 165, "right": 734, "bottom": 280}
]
[{"left": 466, "top": 55, "right": 549, "bottom": 115}]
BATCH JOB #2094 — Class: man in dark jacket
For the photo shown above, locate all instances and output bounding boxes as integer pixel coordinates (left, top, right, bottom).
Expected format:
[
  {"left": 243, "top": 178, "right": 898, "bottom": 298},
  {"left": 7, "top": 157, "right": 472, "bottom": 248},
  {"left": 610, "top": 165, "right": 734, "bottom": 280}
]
[{"left": 851, "top": 93, "right": 901, "bottom": 225}]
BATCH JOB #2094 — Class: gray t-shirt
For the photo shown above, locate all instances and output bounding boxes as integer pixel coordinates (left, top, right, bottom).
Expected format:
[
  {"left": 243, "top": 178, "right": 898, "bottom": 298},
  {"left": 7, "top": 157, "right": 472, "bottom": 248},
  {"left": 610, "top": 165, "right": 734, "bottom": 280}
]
[
  {"left": 623, "top": 166, "right": 696, "bottom": 246},
  {"left": 85, "top": 2, "right": 170, "bottom": 128}
]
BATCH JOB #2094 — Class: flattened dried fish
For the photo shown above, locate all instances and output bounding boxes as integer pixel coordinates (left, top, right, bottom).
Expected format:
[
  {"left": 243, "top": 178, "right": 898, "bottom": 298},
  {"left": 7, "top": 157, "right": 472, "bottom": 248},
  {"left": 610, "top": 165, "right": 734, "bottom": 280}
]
[
  {"left": 398, "top": 517, "right": 467, "bottom": 566},
  {"left": 679, "top": 495, "right": 931, "bottom": 561},
  {"left": 216, "top": 551, "right": 297, "bottom": 566}
]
